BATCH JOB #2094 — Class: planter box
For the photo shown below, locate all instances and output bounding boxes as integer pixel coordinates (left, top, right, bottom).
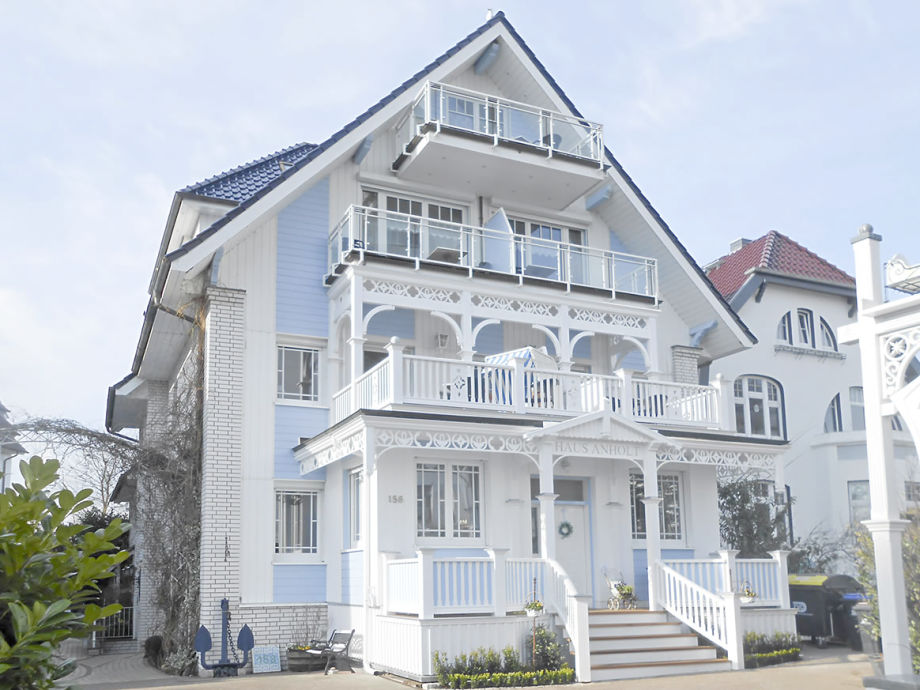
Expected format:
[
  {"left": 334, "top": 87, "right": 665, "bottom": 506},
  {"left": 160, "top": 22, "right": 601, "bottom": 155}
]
[{"left": 286, "top": 649, "right": 326, "bottom": 672}]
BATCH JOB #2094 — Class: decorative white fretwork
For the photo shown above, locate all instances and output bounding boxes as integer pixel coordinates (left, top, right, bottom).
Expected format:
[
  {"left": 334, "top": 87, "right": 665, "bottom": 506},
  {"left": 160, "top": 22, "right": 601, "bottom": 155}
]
[
  {"left": 656, "top": 446, "right": 778, "bottom": 470},
  {"left": 471, "top": 294, "right": 558, "bottom": 317},
  {"left": 300, "top": 428, "right": 366, "bottom": 472},
  {"left": 376, "top": 428, "right": 538, "bottom": 457},
  {"left": 568, "top": 307, "right": 646, "bottom": 330},
  {"left": 881, "top": 327, "right": 920, "bottom": 395},
  {"left": 363, "top": 279, "right": 460, "bottom": 304}
]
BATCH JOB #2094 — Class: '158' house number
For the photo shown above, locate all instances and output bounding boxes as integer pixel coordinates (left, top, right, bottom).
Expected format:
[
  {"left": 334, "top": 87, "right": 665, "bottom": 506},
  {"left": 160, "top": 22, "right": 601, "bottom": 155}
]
[{"left": 388, "top": 495, "right": 404, "bottom": 503}]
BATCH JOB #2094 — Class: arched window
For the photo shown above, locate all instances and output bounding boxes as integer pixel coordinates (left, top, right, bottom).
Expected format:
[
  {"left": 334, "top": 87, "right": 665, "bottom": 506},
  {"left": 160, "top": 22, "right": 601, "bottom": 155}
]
[
  {"left": 777, "top": 312, "right": 793, "bottom": 344},
  {"left": 733, "top": 376, "right": 785, "bottom": 439},
  {"left": 824, "top": 394, "right": 842, "bottom": 432},
  {"left": 777, "top": 310, "right": 838, "bottom": 352},
  {"left": 819, "top": 318, "right": 837, "bottom": 351}
]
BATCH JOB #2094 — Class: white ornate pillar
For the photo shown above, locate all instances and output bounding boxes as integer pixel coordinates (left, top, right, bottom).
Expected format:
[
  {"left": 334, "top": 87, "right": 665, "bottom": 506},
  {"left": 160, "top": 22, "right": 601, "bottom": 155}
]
[
  {"left": 642, "top": 454, "right": 662, "bottom": 610},
  {"left": 537, "top": 442, "right": 556, "bottom": 561}
]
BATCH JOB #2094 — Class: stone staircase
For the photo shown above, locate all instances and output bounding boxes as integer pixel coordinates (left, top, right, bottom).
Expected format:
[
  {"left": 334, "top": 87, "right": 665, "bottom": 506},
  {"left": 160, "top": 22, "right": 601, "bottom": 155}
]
[{"left": 588, "top": 609, "right": 730, "bottom": 681}]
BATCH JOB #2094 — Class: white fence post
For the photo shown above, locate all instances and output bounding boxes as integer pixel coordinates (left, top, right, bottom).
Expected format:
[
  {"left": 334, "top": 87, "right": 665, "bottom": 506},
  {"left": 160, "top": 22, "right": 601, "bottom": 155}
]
[
  {"left": 615, "top": 368, "right": 633, "bottom": 419},
  {"left": 487, "top": 547, "right": 508, "bottom": 617},
  {"left": 572, "top": 593, "right": 592, "bottom": 683},
  {"left": 712, "top": 374, "right": 735, "bottom": 431},
  {"left": 723, "top": 591, "right": 745, "bottom": 670},
  {"left": 384, "top": 337, "right": 404, "bottom": 405},
  {"left": 769, "top": 549, "right": 791, "bottom": 608},
  {"left": 417, "top": 548, "right": 435, "bottom": 619},
  {"left": 512, "top": 358, "right": 526, "bottom": 413},
  {"left": 719, "top": 549, "right": 739, "bottom": 593},
  {"left": 379, "top": 552, "right": 395, "bottom": 614}
]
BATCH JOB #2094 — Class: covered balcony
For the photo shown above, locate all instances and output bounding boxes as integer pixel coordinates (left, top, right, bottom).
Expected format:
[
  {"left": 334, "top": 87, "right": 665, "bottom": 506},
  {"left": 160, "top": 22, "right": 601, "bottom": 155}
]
[
  {"left": 392, "top": 82, "right": 607, "bottom": 210},
  {"left": 328, "top": 205, "right": 658, "bottom": 299},
  {"left": 331, "top": 343, "right": 721, "bottom": 428}
]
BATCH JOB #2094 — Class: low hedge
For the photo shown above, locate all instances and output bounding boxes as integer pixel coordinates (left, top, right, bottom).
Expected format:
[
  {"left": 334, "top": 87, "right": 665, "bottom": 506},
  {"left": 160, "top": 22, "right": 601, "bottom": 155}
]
[
  {"left": 744, "top": 648, "right": 801, "bottom": 668},
  {"left": 444, "top": 668, "right": 575, "bottom": 688}
]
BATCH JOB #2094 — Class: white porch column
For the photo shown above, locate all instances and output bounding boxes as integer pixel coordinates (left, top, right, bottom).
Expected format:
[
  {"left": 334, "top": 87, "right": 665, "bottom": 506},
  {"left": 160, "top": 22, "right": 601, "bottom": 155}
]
[
  {"left": 349, "top": 275, "right": 365, "bottom": 407},
  {"left": 851, "top": 225, "right": 913, "bottom": 677},
  {"left": 642, "top": 455, "right": 661, "bottom": 610},
  {"left": 384, "top": 337, "right": 404, "bottom": 404},
  {"left": 718, "top": 549, "right": 739, "bottom": 593},
  {"left": 711, "top": 373, "right": 736, "bottom": 432},
  {"left": 615, "top": 368, "right": 633, "bottom": 419},
  {"left": 769, "top": 549, "right": 791, "bottom": 608},
  {"left": 538, "top": 443, "right": 556, "bottom": 561},
  {"left": 486, "top": 547, "right": 509, "bottom": 616},
  {"left": 362, "top": 428, "right": 378, "bottom": 673}
]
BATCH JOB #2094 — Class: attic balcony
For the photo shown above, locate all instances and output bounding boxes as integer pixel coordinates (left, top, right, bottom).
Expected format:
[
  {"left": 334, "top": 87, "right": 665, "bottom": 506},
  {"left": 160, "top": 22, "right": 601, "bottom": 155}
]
[
  {"left": 331, "top": 345, "right": 723, "bottom": 429},
  {"left": 328, "top": 205, "right": 658, "bottom": 299},
  {"left": 392, "top": 81, "right": 607, "bottom": 210}
]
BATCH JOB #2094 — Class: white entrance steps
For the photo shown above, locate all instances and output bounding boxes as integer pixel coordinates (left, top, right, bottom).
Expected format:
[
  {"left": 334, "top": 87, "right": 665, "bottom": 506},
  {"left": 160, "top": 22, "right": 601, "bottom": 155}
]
[{"left": 587, "top": 609, "right": 730, "bottom": 681}]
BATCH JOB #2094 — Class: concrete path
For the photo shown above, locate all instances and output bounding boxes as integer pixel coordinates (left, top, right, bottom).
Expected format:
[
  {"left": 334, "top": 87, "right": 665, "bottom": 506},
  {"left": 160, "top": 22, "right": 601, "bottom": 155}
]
[{"left": 62, "top": 643, "right": 873, "bottom": 689}]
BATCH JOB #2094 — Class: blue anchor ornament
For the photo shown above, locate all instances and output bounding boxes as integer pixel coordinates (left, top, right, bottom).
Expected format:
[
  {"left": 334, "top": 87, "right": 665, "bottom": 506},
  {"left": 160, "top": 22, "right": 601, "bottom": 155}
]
[{"left": 194, "top": 598, "right": 254, "bottom": 676}]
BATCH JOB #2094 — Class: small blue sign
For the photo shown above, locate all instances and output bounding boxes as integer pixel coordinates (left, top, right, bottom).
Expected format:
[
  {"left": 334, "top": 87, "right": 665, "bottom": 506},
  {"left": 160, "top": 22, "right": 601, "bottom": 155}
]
[{"left": 252, "top": 645, "right": 281, "bottom": 674}]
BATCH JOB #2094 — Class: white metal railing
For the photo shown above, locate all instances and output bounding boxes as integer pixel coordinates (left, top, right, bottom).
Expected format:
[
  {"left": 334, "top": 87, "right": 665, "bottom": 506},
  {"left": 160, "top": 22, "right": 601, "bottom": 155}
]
[
  {"left": 328, "top": 205, "right": 657, "bottom": 298},
  {"left": 655, "top": 562, "right": 741, "bottom": 668},
  {"left": 331, "top": 351, "right": 722, "bottom": 428},
  {"left": 101, "top": 606, "right": 134, "bottom": 639},
  {"left": 397, "top": 81, "right": 604, "bottom": 164}
]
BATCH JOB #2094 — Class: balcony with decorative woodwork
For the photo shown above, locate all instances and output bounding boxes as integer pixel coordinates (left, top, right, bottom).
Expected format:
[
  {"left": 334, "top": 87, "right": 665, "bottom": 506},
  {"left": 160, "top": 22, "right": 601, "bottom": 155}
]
[{"left": 392, "top": 81, "right": 607, "bottom": 210}]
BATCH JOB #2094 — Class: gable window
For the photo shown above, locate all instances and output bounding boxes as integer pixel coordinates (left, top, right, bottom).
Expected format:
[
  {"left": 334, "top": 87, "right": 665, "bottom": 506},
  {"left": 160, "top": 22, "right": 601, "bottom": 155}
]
[
  {"left": 629, "top": 473, "right": 682, "bottom": 540},
  {"left": 777, "top": 312, "right": 793, "bottom": 344},
  {"left": 850, "top": 387, "right": 866, "bottom": 431},
  {"left": 347, "top": 469, "right": 362, "bottom": 548},
  {"left": 819, "top": 318, "right": 837, "bottom": 350},
  {"left": 277, "top": 346, "right": 320, "bottom": 402},
  {"left": 275, "top": 490, "right": 319, "bottom": 554},
  {"left": 777, "top": 310, "right": 838, "bottom": 352},
  {"left": 797, "top": 309, "right": 814, "bottom": 347},
  {"left": 733, "top": 376, "right": 785, "bottom": 439},
  {"left": 417, "top": 462, "right": 481, "bottom": 539},
  {"left": 824, "top": 394, "right": 843, "bottom": 432}
]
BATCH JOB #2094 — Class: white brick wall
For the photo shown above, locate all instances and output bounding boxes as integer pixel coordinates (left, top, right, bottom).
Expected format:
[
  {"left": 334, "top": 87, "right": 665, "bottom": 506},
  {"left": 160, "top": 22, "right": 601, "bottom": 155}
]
[
  {"left": 671, "top": 345, "right": 703, "bottom": 385},
  {"left": 200, "top": 287, "right": 247, "bottom": 650},
  {"left": 238, "top": 603, "right": 329, "bottom": 671}
]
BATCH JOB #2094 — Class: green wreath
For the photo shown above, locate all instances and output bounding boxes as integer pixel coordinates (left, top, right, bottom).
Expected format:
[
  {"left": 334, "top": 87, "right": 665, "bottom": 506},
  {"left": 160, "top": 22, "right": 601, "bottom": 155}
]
[{"left": 558, "top": 521, "right": 574, "bottom": 538}]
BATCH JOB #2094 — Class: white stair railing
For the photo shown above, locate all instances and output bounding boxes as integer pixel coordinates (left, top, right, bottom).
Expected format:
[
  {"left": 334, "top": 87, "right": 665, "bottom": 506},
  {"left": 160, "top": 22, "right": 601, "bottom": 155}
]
[
  {"left": 544, "top": 559, "right": 591, "bottom": 682},
  {"left": 654, "top": 562, "right": 744, "bottom": 670}
]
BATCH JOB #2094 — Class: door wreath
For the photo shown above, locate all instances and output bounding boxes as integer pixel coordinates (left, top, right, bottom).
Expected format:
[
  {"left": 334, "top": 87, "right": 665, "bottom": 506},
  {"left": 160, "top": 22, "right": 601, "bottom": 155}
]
[{"left": 558, "top": 521, "right": 574, "bottom": 538}]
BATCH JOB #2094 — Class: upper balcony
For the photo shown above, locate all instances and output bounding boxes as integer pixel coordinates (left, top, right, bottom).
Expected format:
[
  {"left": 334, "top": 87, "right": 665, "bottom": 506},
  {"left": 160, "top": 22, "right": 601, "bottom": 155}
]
[
  {"left": 328, "top": 205, "right": 658, "bottom": 299},
  {"left": 392, "top": 82, "right": 607, "bottom": 210}
]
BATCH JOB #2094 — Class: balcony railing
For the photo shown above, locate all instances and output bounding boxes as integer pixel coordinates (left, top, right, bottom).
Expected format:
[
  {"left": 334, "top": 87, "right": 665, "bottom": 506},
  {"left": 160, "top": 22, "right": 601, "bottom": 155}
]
[
  {"left": 332, "top": 349, "right": 720, "bottom": 428},
  {"left": 396, "top": 81, "right": 604, "bottom": 165},
  {"left": 329, "top": 206, "right": 658, "bottom": 297}
]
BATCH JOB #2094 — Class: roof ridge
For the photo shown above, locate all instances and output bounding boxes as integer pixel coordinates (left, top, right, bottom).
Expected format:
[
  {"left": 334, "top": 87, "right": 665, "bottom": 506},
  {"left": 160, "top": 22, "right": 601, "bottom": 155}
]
[{"left": 766, "top": 230, "right": 854, "bottom": 281}]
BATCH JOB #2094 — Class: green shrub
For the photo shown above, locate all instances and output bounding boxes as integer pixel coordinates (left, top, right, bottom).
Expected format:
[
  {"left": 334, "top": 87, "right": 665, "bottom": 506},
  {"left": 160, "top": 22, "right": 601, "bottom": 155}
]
[
  {"left": 446, "top": 668, "right": 574, "bottom": 687},
  {"left": 744, "top": 648, "right": 801, "bottom": 668},
  {"left": 531, "top": 626, "right": 567, "bottom": 670},
  {"left": 434, "top": 632, "right": 573, "bottom": 687},
  {"left": 743, "top": 631, "right": 800, "bottom": 655},
  {"left": 0, "top": 457, "right": 129, "bottom": 689}
]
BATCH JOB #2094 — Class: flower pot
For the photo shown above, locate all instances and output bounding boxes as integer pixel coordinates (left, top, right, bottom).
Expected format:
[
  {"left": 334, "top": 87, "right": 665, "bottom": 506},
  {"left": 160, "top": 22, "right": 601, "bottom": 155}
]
[
  {"left": 740, "top": 596, "right": 756, "bottom": 605},
  {"left": 526, "top": 608, "right": 542, "bottom": 617}
]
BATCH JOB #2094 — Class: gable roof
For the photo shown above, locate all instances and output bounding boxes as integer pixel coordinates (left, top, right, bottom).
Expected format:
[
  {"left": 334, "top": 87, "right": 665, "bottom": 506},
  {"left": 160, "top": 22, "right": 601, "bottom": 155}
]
[
  {"left": 706, "top": 231, "right": 855, "bottom": 301},
  {"left": 182, "top": 142, "right": 318, "bottom": 203}
]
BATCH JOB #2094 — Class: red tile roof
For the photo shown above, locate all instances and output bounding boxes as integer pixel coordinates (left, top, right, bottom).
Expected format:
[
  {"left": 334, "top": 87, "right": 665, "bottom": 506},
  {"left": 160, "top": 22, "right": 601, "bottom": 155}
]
[{"left": 706, "top": 231, "right": 855, "bottom": 300}]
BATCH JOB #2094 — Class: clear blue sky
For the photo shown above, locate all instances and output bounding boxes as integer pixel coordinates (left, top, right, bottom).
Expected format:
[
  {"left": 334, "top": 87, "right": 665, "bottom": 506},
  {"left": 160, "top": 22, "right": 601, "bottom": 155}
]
[{"left": 1, "top": 0, "right": 918, "bottom": 431}]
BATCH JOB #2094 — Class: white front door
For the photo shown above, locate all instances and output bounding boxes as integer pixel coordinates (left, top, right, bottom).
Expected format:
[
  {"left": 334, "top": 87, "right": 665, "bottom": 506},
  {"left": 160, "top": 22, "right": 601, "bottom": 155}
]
[{"left": 554, "top": 502, "right": 591, "bottom": 596}]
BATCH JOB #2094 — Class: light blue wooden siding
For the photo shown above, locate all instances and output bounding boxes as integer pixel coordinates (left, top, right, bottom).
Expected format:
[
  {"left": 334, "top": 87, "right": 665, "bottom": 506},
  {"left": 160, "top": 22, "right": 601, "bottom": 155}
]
[
  {"left": 473, "top": 318, "right": 503, "bottom": 355},
  {"left": 365, "top": 306, "right": 415, "bottom": 338},
  {"left": 276, "top": 177, "right": 330, "bottom": 336},
  {"left": 273, "top": 564, "right": 327, "bottom": 603},
  {"left": 275, "top": 405, "right": 327, "bottom": 478},
  {"left": 631, "top": 548, "right": 694, "bottom": 601},
  {"left": 341, "top": 551, "right": 364, "bottom": 605}
]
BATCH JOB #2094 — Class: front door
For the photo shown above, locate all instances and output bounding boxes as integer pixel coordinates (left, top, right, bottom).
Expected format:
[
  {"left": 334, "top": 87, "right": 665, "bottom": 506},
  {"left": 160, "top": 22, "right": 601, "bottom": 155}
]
[{"left": 554, "top": 502, "right": 591, "bottom": 596}]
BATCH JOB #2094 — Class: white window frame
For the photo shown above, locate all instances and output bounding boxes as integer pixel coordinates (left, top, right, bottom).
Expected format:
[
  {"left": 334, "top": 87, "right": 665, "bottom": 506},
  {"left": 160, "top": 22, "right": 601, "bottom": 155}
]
[
  {"left": 797, "top": 309, "right": 815, "bottom": 347},
  {"left": 819, "top": 318, "right": 838, "bottom": 351},
  {"left": 416, "top": 461, "right": 483, "bottom": 544},
  {"left": 824, "top": 393, "right": 843, "bottom": 433},
  {"left": 733, "top": 376, "right": 785, "bottom": 439},
  {"left": 276, "top": 336, "right": 327, "bottom": 407},
  {"left": 905, "top": 481, "right": 920, "bottom": 504},
  {"left": 777, "top": 310, "right": 838, "bottom": 352},
  {"left": 848, "top": 480, "right": 870, "bottom": 524},
  {"left": 346, "top": 468, "right": 362, "bottom": 549},
  {"left": 274, "top": 481, "right": 324, "bottom": 563},
  {"left": 628, "top": 472, "right": 684, "bottom": 542},
  {"left": 849, "top": 386, "right": 866, "bottom": 431}
]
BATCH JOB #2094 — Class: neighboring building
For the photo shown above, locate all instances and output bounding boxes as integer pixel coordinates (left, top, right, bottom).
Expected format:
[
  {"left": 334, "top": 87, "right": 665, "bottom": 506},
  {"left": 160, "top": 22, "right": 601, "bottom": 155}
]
[
  {"left": 0, "top": 402, "right": 26, "bottom": 492},
  {"left": 706, "top": 232, "right": 919, "bottom": 552},
  {"left": 107, "top": 13, "right": 794, "bottom": 682}
]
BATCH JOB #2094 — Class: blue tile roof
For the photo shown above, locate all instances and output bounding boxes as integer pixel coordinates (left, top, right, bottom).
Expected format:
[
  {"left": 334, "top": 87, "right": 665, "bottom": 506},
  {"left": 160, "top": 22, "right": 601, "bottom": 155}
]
[{"left": 182, "top": 141, "right": 318, "bottom": 203}]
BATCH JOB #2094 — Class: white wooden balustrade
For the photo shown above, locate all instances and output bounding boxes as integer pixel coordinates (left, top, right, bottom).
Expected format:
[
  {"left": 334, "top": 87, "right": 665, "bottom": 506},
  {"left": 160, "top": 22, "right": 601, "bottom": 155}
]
[{"left": 330, "top": 351, "right": 722, "bottom": 428}]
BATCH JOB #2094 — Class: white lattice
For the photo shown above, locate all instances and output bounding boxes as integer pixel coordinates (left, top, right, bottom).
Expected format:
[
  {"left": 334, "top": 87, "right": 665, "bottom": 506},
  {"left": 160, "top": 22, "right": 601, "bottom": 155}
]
[
  {"left": 656, "top": 446, "right": 778, "bottom": 470},
  {"left": 881, "top": 326, "right": 920, "bottom": 395},
  {"left": 302, "top": 428, "right": 366, "bottom": 471},
  {"left": 568, "top": 307, "right": 646, "bottom": 329},
  {"left": 471, "top": 294, "right": 558, "bottom": 317},
  {"left": 376, "top": 428, "right": 538, "bottom": 456},
  {"left": 363, "top": 279, "right": 460, "bottom": 304}
]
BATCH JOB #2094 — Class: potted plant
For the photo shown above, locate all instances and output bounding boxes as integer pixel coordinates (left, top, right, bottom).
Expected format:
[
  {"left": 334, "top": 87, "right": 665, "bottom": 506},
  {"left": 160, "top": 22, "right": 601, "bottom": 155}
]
[
  {"left": 524, "top": 600, "right": 544, "bottom": 617},
  {"left": 606, "top": 576, "right": 636, "bottom": 610},
  {"left": 739, "top": 581, "right": 758, "bottom": 605}
]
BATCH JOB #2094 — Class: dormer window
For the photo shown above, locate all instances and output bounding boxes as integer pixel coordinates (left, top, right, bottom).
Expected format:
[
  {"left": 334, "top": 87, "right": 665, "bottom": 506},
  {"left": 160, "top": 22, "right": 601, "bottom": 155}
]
[{"left": 777, "top": 310, "right": 838, "bottom": 352}]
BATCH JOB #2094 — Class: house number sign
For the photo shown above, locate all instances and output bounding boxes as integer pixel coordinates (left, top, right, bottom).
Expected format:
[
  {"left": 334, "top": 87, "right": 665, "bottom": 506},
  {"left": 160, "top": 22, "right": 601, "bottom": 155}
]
[{"left": 388, "top": 495, "right": 404, "bottom": 503}]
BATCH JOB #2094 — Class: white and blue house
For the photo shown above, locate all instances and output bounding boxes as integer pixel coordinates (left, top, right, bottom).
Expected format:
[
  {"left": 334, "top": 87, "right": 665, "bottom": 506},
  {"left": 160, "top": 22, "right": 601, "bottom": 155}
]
[{"left": 108, "top": 12, "right": 796, "bottom": 682}]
